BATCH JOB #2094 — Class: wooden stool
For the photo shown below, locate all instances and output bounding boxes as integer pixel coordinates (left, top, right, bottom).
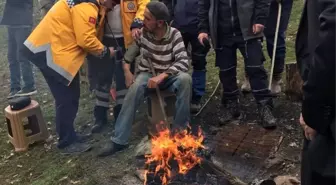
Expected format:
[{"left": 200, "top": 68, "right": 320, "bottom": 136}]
[
  {"left": 4, "top": 100, "right": 49, "bottom": 152},
  {"left": 147, "top": 90, "right": 176, "bottom": 135}
]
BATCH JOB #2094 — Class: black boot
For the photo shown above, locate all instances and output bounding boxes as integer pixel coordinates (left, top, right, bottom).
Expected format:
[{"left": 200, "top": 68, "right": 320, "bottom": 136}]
[
  {"left": 219, "top": 99, "right": 242, "bottom": 125},
  {"left": 91, "top": 106, "right": 108, "bottom": 133},
  {"left": 97, "top": 141, "right": 127, "bottom": 157},
  {"left": 258, "top": 100, "right": 277, "bottom": 129}
]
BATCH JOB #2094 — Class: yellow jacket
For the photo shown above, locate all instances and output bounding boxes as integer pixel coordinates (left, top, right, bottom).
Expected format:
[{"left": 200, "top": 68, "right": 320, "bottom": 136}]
[
  {"left": 119, "top": 0, "right": 149, "bottom": 48},
  {"left": 24, "top": 0, "right": 108, "bottom": 86}
]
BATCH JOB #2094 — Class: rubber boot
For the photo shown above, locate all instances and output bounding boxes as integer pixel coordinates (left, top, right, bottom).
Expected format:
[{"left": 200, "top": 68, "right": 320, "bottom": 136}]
[
  {"left": 191, "top": 70, "right": 206, "bottom": 113},
  {"left": 219, "top": 99, "right": 242, "bottom": 125},
  {"left": 91, "top": 106, "right": 108, "bottom": 133},
  {"left": 271, "top": 74, "right": 282, "bottom": 95},
  {"left": 241, "top": 75, "right": 251, "bottom": 93},
  {"left": 258, "top": 99, "right": 276, "bottom": 129}
]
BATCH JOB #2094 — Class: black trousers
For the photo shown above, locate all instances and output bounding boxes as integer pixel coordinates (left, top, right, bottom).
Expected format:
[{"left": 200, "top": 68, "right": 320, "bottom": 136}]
[
  {"left": 301, "top": 139, "right": 336, "bottom": 185},
  {"left": 181, "top": 32, "right": 209, "bottom": 102},
  {"left": 41, "top": 70, "right": 80, "bottom": 148},
  {"left": 215, "top": 36, "right": 272, "bottom": 103},
  {"left": 87, "top": 37, "right": 127, "bottom": 120}
]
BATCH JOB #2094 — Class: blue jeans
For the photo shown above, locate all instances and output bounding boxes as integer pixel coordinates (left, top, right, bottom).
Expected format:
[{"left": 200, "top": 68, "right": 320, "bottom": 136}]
[
  {"left": 111, "top": 72, "right": 192, "bottom": 145},
  {"left": 264, "top": 0, "right": 293, "bottom": 79},
  {"left": 7, "top": 26, "right": 35, "bottom": 91}
]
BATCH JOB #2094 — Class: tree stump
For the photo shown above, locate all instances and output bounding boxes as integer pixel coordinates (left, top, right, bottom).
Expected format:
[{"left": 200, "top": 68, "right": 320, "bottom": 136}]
[{"left": 285, "top": 62, "right": 303, "bottom": 101}]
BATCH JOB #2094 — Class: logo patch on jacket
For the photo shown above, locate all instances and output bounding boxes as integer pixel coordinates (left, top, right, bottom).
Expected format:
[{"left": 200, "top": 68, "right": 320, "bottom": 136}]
[
  {"left": 127, "top": 2, "right": 135, "bottom": 10},
  {"left": 89, "top": 17, "right": 96, "bottom": 24}
]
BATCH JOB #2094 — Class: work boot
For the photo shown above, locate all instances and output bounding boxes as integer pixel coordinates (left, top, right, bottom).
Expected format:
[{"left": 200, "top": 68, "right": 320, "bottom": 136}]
[
  {"left": 97, "top": 141, "right": 128, "bottom": 157},
  {"left": 219, "top": 100, "right": 242, "bottom": 125},
  {"left": 271, "top": 79, "right": 282, "bottom": 95},
  {"left": 191, "top": 103, "right": 201, "bottom": 114},
  {"left": 258, "top": 100, "right": 277, "bottom": 129},
  {"left": 241, "top": 76, "right": 251, "bottom": 93},
  {"left": 91, "top": 106, "right": 108, "bottom": 133},
  {"left": 191, "top": 97, "right": 202, "bottom": 114},
  {"left": 59, "top": 142, "right": 92, "bottom": 155}
]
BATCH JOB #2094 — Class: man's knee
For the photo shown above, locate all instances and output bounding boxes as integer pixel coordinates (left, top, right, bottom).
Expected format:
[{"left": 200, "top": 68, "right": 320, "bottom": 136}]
[{"left": 177, "top": 72, "right": 192, "bottom": 87}]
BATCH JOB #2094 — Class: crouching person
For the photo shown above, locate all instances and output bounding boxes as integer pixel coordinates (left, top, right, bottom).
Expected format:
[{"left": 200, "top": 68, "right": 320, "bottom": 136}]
[
  {"left": 98, "top": 1, "right": 191, "bottom": 157},
  {"left": 22, "top": 0, "right": 117, "bottom": 154}
]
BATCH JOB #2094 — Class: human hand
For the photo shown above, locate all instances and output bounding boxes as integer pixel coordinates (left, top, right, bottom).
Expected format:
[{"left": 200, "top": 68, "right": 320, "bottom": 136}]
[
  {"left": 108, "top": 47, "right": 115, "bottom": 57},
  {"left": 198, "top": 33, "right": 209, "bottom": 46},
  {"left": 131, "top": 28, "right": 141, "bottom": 40},
  {"left": 299, "top": 113, "right": 317, "bottom": 140},
  {"left": 147, "top": 73, "right": 168, "bottom": 89},
  {"left": 124, "top": 70, "right": 134, "bottom": 88},
  {"left": 252, "top": 24, "right": 264, "bottom": 34}
]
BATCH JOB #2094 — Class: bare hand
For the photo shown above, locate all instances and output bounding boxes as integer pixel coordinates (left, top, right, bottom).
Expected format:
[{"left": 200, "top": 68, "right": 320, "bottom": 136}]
[
  {"left": 108, "top": 47, "right": 115, "bottom": 57},
  {"left": 124, "top": 70, "right": 134, "bottom": 88},
  {"left": 147, "top": 73, "right": 168, "bottom": 89},
  {"left": 131, "top": 28, "right": 141, "bottom": 40},
  {"left": 300, "top": 113, "right": 317, "bottom": 140},
  {"left": 252, "top": 24, "right": 264, "bottom": 34},
  {"left": 198, "top": 33, "right": 209, "bottom": 46}
]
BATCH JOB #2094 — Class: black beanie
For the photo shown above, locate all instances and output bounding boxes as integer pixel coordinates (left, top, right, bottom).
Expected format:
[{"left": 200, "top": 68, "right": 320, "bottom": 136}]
[{"left": 146, "top": 1, "right": 170, "bottom": 21}]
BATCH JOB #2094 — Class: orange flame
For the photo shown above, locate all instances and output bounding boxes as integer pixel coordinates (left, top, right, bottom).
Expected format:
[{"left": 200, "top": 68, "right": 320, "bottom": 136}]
[{"left": 144, "top": 124, "right": 204, "bottom": 185}]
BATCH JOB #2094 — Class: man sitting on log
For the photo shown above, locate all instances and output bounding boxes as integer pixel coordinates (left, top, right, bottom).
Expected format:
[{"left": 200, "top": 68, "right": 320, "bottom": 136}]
[{"left": 98, "top": 1, "right": 191, "bottom": 157}]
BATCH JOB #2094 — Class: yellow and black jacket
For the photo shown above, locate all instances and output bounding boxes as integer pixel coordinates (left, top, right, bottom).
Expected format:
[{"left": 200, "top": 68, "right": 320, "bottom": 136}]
[
  {"left": 119, "top": 0, "right": 149, "bottom": 48},
  {"left": 23, "top": 0, "right": 109, "bottom": 86}
]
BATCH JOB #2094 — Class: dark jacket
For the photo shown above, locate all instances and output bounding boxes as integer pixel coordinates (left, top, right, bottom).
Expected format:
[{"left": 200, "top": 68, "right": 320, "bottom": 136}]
[
  {"left": 198, "top": 0, "right": 270, "bottom": 48},
  {"left": 296, "top": 0, "right": 335, "bottom": 139},
  {"left": 0, "top": 0, "right": 34, "bottom": 26},
  {"left": 162, "top": 0, "right": 199, "bottom": 33}
]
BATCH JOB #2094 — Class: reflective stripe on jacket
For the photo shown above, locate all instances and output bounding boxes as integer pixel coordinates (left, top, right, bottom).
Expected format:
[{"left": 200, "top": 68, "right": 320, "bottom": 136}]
[{"left": 24, "top": 0, "right": 107, "bottom": 86}]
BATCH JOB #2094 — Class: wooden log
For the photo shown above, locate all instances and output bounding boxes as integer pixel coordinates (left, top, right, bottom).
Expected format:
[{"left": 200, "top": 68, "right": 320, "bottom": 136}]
[{"left": 285, "top": 62, "right": 303, "bottom": 101}]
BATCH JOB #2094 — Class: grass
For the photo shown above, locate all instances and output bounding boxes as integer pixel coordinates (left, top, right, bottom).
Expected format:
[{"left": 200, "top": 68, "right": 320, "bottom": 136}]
[{"left": 0, "top": 0, "right": 304, "bottom": 184}]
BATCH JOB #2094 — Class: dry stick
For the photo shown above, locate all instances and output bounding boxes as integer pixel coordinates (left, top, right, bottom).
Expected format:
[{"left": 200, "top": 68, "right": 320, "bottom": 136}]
[
  {"left": 147, "top": 59, "right": 168, "bottom": 124},
  {"left": 268, "top": 2, "right": 282, "bottom": 89},
  {"left": 194, "top": 80, "right": 221, "bottom": 117},
  {"left": 201, "top": 159, "right": 248, "bottom": 185}
]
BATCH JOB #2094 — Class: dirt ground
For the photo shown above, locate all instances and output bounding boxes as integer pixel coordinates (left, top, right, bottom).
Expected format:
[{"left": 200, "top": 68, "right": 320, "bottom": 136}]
[{"left": 0, "top": 1, "right": 304, "bottom": 185}]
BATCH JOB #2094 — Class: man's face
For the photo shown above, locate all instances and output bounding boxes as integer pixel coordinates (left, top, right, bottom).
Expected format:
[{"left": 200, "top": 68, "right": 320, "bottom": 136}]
[{"left": 143, "top": 8, "right": 157, "bottom": 32}]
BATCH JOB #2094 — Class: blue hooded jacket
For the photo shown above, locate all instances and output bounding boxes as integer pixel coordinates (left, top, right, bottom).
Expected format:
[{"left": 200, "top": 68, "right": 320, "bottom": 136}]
[{"left": 163, "top": 0, "right": 199, "bottom": 34}]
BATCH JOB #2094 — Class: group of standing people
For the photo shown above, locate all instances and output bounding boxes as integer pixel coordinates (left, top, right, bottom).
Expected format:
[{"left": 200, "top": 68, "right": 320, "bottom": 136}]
[{"left": 0, "top": 0, "right": 334, "bottom": 184}]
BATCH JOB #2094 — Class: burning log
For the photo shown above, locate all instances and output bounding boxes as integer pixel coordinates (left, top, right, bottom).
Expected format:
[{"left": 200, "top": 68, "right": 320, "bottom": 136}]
[{"left": 200, "top": 159, "right": 247, "bottom": 185}]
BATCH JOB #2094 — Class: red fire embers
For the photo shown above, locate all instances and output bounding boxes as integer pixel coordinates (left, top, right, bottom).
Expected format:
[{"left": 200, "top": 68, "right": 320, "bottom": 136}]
[{"left": 144, "top": 125, "right": 205, "bottom": 185}]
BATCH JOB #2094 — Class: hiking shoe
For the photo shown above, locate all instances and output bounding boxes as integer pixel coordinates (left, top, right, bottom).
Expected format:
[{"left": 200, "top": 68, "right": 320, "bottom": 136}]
[
  {"left": 16, "top": 88, "right": 37, "bottom": 97},
  {"left": 258, "top": 104, "right": 277, "bottom": 129},
  {"left": 92, "top": 106, "right": 108, "bottom": 133},
  {"left": 219, "top": 100, "right": 242, "bottom": 124},
  {"left": 241, "top": 77, "right": 251, "bottom": 93},
  {"left": 271, "top": 79, "right": 282, "bottom": 95},
  {"left": 7, "top": 89, "right": 20, "bottom": 99},
  {"left": 97, "top": 142, "right": 127, "bottom": 157},
  {"left": 76, "top": 133, "right": 92, "bottom": 143},
  {"left": 191, "top": 102, "right": 201, "bottom": 114},
  {"left": 59, "top": 142, "right": 92, "bottom": 155}
]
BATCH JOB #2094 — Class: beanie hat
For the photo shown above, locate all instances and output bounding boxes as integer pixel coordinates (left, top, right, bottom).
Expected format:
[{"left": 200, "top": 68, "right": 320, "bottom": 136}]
[{"left": 146, "top": 1, "right": 170, "bottom": 22}]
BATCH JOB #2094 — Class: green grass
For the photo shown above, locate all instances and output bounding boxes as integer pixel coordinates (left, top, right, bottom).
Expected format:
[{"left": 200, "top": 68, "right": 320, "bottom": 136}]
[{"left": 0, "top": 0, "right": 304, "bottom": 184}]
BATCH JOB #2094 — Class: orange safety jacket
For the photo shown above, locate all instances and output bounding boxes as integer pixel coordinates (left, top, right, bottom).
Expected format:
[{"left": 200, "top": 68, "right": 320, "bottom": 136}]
[
  {"left": 118, "top": 0, "right": 149, "bottom": 48},
  {"left": 23, "top": 0, "right": 109, "bottom": 86}
]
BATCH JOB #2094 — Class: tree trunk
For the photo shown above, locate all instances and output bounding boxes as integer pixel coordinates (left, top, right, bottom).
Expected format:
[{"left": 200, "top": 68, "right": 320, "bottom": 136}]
[{"left": 285, "top": 62, "right": 303, "bottom": 101}]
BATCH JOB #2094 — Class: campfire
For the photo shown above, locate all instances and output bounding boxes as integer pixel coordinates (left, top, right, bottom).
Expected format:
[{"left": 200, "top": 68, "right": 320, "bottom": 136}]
[{"left": 144, "top": 124, "right": 205, "bottom": 185}]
